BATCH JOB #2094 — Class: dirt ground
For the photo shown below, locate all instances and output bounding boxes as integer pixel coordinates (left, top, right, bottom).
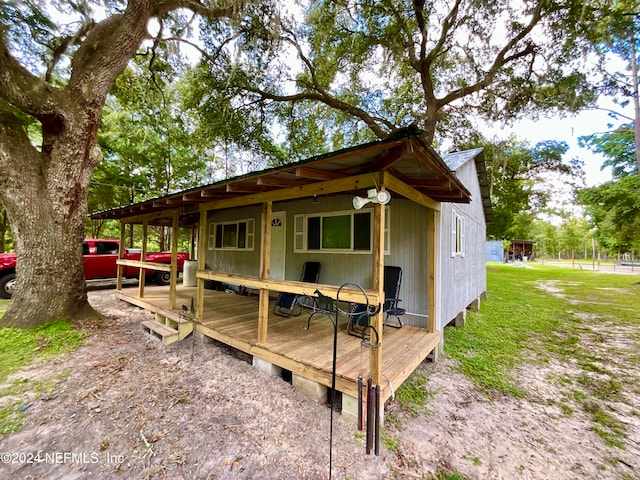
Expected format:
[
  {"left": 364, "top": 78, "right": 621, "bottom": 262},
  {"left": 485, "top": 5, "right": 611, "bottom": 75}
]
[{"left": 0, "top": 289, "right": 638, "bottom": 480}]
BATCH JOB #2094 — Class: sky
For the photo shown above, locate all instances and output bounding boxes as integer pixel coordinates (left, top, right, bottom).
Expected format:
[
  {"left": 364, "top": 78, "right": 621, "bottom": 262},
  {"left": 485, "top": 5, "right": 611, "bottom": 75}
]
[
  {"left": 499, "top": 106, "right": 624, "bottom": 188},
  {"left": 55, "top": 1, "right": 632, "bottom": 190}
]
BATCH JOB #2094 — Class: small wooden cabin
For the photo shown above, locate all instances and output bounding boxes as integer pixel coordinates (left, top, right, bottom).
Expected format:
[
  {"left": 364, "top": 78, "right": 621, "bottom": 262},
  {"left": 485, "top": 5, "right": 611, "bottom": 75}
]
[
  {"left": 440, "top": 148, "right": 492, "bottom": 327},
  {"left": 91, "top": 127, "right": 492, "bottom": 420}
]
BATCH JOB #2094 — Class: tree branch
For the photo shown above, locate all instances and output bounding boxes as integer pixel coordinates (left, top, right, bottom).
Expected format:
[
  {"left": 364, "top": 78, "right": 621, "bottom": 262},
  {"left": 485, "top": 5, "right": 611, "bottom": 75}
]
[
  {"left": 436, "top": 2, "right": 544, "bottom": 109},
  {"left": 69, "top": 0, "right": 248, "bottom": 101},
  {"left": 46, "top": 19, "right": 95, "bottom": 83},
  {"left": 241, "top": 85, "right": 395, "bottom": 138},
  {"left": 0, "top": 99, "right": 42, "bottom": 189},
  {"left": 0, "top": 30, "right": 62, "bottom": 118},
  {"left": 586, "top": 106, "right": 635, "bottom": 122},
  {"left": 423, "top": 0, "right": 464, "bottom": 67}
]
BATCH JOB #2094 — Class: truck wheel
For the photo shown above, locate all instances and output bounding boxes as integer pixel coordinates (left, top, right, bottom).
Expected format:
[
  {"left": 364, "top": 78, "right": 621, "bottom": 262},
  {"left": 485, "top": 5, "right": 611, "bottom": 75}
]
[
  {"left": 0, "top": 273, "right": 16, "bottom": 299},
  {"left": 155, "top": 270, "right": 171, "bottom": 285}
]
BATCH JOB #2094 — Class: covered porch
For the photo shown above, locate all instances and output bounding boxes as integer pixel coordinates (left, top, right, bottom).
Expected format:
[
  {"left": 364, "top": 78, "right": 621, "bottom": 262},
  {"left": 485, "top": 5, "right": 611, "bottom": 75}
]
[
  {"left": 116, "top": 284, "right": 440, "bottom": 406},
  {"left": 92, "top": 127, "right": 472, "bottom": 416}
]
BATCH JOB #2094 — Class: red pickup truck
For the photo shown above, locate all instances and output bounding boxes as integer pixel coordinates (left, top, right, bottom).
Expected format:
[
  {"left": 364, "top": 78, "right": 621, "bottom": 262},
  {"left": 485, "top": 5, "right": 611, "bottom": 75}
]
[{"left": 0, "top": 239, "right": 190, "bottom": 299}]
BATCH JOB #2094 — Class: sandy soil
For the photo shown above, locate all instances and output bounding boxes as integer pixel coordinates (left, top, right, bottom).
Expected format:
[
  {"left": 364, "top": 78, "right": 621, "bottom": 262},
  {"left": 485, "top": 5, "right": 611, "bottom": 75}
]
[{"left": 0, "top": 289, "right": 638, "bottom": 480}]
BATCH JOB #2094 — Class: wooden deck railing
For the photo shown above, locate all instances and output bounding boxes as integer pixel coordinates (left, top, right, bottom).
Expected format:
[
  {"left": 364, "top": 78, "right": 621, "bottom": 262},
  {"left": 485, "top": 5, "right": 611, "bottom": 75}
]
[{"left": 196, "top": 270, "right": 380, "bottom": 305}]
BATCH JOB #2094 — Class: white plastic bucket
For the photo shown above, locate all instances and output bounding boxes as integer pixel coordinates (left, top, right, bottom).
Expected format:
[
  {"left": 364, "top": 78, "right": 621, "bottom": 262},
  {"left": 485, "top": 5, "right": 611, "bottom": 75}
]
[{"left": 183, "top": 260, "right": 197, "bottom": 287}]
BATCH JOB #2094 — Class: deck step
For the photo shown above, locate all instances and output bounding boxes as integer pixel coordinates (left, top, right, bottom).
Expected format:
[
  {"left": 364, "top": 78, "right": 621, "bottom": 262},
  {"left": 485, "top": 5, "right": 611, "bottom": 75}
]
[
  {"left": 156, "top": 312, "right": 194, "bottom": 339},
  {"left": 141, "top": 320, "right": 180, "bottom": 345}
]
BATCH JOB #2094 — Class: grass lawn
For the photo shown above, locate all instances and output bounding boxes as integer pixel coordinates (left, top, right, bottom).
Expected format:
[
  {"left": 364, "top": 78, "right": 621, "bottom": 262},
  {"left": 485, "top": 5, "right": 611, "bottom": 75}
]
[
  {"left": 0, "top": 300, "right": 86, "bottom": 439},
  {"left": 444, "top": 263, "right": 640, "bottom": 449}
]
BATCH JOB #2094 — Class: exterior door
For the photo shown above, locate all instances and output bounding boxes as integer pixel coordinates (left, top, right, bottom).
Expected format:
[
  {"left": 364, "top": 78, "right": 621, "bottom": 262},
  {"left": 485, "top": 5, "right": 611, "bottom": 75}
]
[{"left": 270, "top": 211, "right": 286, "bottom": 280}]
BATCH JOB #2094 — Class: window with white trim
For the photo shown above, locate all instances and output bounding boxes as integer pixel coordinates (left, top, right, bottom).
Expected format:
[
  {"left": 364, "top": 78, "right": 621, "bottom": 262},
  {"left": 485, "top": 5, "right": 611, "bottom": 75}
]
[
  {"left": 208, "top": 219, "right": 255, "bottom": 250},
  {"left": 452, "top": 211, "right": 465, "bottom": 257},
  {"left": 294, "top": 207, "right": 389, "bottom": 254}
]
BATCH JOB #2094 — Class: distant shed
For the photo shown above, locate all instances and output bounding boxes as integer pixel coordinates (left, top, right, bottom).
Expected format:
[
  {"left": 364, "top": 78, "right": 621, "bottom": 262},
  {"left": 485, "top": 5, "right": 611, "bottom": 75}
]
[{"left": 508, "top": 240, "right": 536, "bottom": 261}]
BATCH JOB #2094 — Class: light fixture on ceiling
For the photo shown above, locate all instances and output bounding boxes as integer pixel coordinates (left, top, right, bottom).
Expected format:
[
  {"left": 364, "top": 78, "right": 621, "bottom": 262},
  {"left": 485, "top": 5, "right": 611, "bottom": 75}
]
[{"left": 352, "top": 188, "right": 391, "bottom": 210}]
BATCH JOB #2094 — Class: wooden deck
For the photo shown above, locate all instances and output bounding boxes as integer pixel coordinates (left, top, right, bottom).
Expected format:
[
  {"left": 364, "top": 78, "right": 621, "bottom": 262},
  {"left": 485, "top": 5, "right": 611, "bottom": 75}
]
[{"left": 115, "top": 285, "right": 440, "bottom": 404}]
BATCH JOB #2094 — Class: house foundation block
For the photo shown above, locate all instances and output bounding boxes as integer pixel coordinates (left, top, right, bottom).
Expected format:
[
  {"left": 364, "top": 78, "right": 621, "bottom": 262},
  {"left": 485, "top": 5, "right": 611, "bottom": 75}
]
[
  {"left": 429, "top": 342, "right": 441, "bottom": 362},
  {"left": 341, "top": 393, "right": 360, "bottom": 424},
  {"left": 292, "top": 374, "right": 327, "bottom": 404},
  {"left": 342, "top": 391, "right": 386, "bottom": 426},
  {"left": 194, "top": 331, "right": 215, "bottom": 344},
  {"left": 468, "top": 297, "right": 481, "bottom": 311},
  {"left": 453, "top": 309, "right": 466, "bottom": 327},
  {"left": 252, "top": 357, "right": 282, "bottom": 377}
]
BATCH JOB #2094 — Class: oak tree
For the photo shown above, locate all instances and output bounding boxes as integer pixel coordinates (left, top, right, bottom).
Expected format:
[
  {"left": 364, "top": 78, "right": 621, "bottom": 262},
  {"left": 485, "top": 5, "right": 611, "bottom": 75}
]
[
  {"left": 191, "top": 0, "right": 598, "bottom": 149},
  {"left": 0, "top": 0, "right": 247, "bottom": 327}
]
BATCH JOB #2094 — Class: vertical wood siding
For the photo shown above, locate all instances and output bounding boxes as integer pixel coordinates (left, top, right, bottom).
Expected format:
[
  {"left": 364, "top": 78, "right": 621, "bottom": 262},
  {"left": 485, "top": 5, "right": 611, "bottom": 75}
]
[
  {"left": 204, "top": 196, "right": 433, "bottom": 328},
  {"left": 438, "top": 159, "right": 488, "bottom": 330},
  {"left": 205, "top": 206, "right": 262, "bottom": 276}
]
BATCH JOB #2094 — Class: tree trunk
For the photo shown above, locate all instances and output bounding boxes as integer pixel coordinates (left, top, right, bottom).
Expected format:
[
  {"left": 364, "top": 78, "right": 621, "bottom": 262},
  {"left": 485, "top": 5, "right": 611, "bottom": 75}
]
[
  {"left": 0, "top": 0, "right": 244, "bottom": 328},
  {"left": 0, "top": 105, "right": 101, "bottom": 328},
  {"left": 0, "top": 0, "right": 154, "bottom": 328},
  {"left": 0, "top": 204, "right": 6, "bottom": 253}
]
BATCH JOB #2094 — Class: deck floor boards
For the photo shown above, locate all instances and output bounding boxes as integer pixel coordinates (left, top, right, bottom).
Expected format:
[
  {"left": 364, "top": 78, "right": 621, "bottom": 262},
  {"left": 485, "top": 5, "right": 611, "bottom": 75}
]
[{"left": 116, "top": 285, "right": 439, "bottom": 403}]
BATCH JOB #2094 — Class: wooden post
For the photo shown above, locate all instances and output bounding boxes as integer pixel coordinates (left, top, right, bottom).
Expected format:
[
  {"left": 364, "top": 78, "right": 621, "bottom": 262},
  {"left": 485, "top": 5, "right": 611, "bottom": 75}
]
[
  {"left": 190, "top": 225, "right": 197, "bottom": 260},
  {"left": 196, "top": 209, "right": 208, "bottom": 322},
  {"left": 258, "top": 201, "right": 272, "bottom": 344},
  {"left": 117, "top": 222, "right": 126, "bottom": 291},
  {"left": 170, "top": 213, "right": 179, "bottom": 309},
  {"left": 138, "top": 221, "right": 148, "bottom": 298},
  {"left": 427, "top": 209, "right": 437, "bottom": 333},
  {"left": 370, "top": 200, "right": 385, "bottom": 386}
]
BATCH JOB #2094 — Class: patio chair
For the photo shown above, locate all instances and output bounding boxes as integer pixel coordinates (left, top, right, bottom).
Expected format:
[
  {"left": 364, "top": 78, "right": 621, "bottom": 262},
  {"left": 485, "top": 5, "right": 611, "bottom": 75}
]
[
  {"left": 346, "top": 266, "right": 405, "bottom": 337},
  {"left": 273, "top": 261, "right": 321, "bottom": 317}
]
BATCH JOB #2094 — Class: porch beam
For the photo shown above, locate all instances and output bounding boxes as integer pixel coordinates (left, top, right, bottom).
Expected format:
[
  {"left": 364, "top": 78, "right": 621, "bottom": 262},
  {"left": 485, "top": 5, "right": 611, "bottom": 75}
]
[
  {"left": 117, "top": 222, "right": 126, "bottom": 291},
  {"left": 226, "top": 183, "right": 269, "bottom": 193},
  {"left": 257, "top": 176, "right": 307, "bottom": 188},
  {"left": 258, "top": 201, "right": 272, "bottom": 344},
  {"left": 427, "top": 209, "right": 437, "bottom": 333},
  {"left": 117, "top": 259, "right": 171, "bottom": 271},
  {"left": 381, "top": 171, "right": 441, "bottom": 211},
  {"left": 116, "top": 208, "right": 180, "bottom": 225},
  {"left": 295, "top": 167, "right": 345, "bottom": 180},
  {"left": 370, "top": 201, "right": 385, "bottom": 386},
  {"left": 197, "top": 271, "right": 379, "bottom": 305},
  {"left": 138, "top": 221, "right": 148, "bottom": 298},
  {"left": 405, "top": 178, "right": 452, "bottom": 188},
  {"left": 169, "top": 213, "right": 179, "bottom": 309},
  {"left": 201, "top": 189, "right": 225, "bottom": 198},
  {"left": 196, "top": 209, "right": 208, "bottom": 321},
  {"left": 369, "top": 145, "right": 405, "bottom": 172},
  {"left": 183, "top": 192, "right": 204, "bottom": 201},
  {"left": 190, "top": 225, "right": 197, "bottom": 260},
  {"left": 199, "top": 172, "right": 378, "bottom": 212}
]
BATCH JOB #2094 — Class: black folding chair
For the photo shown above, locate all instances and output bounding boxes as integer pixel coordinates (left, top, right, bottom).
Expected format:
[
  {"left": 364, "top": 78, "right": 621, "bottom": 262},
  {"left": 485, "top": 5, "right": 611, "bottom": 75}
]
[
  {"left": 346, "top": 266, "right": 405, "bottom": 337},
  {"left": 382, "top": 266, "right": 405, "bottom": 329},
  {"left": 273, "top": 261, "right": 321, "bottom": 317}
]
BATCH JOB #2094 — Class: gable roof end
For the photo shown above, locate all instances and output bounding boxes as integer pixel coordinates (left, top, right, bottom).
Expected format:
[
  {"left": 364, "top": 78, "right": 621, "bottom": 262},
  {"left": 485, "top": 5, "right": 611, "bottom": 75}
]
[{"left": 444, "top": 148, "right": 493, "bottom": 223}]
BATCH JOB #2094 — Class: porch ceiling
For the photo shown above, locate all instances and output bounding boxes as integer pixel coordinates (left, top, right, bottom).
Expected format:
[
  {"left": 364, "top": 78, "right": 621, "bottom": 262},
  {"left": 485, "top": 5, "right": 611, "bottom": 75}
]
[{"left": 90, "top": 127, "right": 471, "bottom": 226}]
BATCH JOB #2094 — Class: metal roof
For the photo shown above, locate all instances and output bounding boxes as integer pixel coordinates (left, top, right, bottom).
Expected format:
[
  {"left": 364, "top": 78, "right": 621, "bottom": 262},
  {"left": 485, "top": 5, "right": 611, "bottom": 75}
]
[
  {"left": 90, "top": 126, "right": 478, "bottom": 226},
  {"left": 444, "top": 148, "right": 493, "bottom": 223}
]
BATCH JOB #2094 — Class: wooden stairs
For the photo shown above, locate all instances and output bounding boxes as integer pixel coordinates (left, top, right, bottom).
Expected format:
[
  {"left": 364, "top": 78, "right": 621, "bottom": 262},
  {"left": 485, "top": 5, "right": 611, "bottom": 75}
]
[{"left": 142, "top": 312, "right": 194, "bottom": 345}]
